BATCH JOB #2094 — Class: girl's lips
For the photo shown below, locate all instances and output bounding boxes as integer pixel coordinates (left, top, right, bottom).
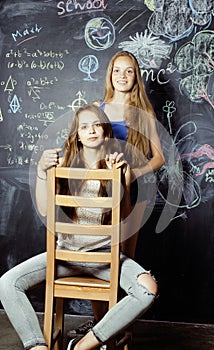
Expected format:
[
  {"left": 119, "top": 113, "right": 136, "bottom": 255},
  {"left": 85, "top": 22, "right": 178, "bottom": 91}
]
[{"left": 117, "top": 80, "right": 127, "bottom": 84}]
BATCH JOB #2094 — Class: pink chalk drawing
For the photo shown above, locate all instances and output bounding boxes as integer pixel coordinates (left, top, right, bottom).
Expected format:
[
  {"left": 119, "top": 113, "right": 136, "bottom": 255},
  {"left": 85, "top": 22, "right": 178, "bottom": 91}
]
[{"left": 180, "top": 144, "right": 214, "bottom": 176}]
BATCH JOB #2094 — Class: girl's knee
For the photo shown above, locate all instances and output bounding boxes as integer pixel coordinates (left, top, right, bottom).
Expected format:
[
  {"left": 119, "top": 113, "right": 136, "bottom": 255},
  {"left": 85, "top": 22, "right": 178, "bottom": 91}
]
[
  {"left": 0, "top": 270, "right": 21, "bottom": 296},
  {"left": 137, "top": 272, "right": 158, "bottom": 296},
  {"left": 0, "top": 274, "right": 9, "bottom": 299}
]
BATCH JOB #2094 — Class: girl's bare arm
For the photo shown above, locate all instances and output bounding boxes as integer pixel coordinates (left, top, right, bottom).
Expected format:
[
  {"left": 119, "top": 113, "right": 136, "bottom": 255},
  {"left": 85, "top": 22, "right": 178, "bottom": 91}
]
[{"left": 36, "top": 148, "right": 62, "bottom": 216}]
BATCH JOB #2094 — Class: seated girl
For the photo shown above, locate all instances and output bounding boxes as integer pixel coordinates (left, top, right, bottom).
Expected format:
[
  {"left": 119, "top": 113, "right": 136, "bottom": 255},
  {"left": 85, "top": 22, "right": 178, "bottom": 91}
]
[{"left": 0, "top": 104, "right": 158, "bottom": 350}]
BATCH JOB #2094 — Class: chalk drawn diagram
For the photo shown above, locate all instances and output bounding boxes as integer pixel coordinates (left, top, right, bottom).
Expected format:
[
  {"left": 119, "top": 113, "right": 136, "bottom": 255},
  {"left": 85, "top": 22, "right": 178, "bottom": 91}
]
[
  {"left": 157, "top": 121, "right": 201, "bottom": 218},
  {"left": 158, "top": 110, "right": 214, "bottom": 219},
  {"left": 8, "top": 94, "right": 22, "bottom": 113},
  {"left": 78, "top": 55, "right": 99, "bottom": 81},
  {"left": 0, "top": 76, "right": 18, "bottom": 114},
  {"left": 68, "top": 91, "right": 87, "bottom": 111},
  {"left": 84, "top": 17, "right": 115, "bottom": 50},
  {"left": 174, "top": 30, "right": 214, "bottom": 104},
  {"left": 180, "top": 144, "right": 214, "bottom": 177},
  {"left": 3, "top": 75, "right": 17, "bottom": 93},
  {"left": 147, "top": 0, "right": 214, "bottom": 41},
  {"left": 162, "top": 100, "right": 176, "bottom": 134},
  {"left": 27, "top": 85, "right": 41, "bottom": 101},
  {"left": 118, "top": 30, "right": 172, "bottom": 69}
]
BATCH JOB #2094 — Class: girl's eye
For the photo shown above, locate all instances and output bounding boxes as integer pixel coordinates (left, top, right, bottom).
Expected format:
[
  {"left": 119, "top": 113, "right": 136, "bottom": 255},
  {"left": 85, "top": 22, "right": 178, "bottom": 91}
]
[
  {"left": 127, "top": 69, "right": 134, "bottom": 74},
  {"left": 80, "top": 125, "right": 87, "bottom": 130},
  {"left": 94, "top": 123, "right": 101, "bottom": 127}
]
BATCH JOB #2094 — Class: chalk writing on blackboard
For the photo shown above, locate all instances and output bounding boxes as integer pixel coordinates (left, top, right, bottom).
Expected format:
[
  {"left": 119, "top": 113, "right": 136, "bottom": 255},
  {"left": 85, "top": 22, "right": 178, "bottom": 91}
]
[
  {"left": 6, "top": 48, "right": 69, "bottom": 70},
  {"left": 57, "top": 0, "right": 108, "bottom": 17},
  {"left": 0, "top": 43, "right": 75, "bottom": 166},
  {"left": 27, "top": 76, "right": 59, "bottom": 102},
  {"left": 12, "top": 24, "right": 42, "bottom": 45}
]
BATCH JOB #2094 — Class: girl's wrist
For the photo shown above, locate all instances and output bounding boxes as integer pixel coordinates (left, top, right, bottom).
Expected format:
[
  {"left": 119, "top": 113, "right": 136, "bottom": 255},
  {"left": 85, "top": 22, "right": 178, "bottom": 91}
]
[
  {"left": 130, "top": 168, "right": 137, "bottom": 182},
  {"left": 37, "top": 173, "right": 47, "bottom": 180},
  {"left": 37, "top": 165, "right": 47, "bottom": 180},
  {"left": 131, "top": 167, "right": 144, "bottom": 182}
]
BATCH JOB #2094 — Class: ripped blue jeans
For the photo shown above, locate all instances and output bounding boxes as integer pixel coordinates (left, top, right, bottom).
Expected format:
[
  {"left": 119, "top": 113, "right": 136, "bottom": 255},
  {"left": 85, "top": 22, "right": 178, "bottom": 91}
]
[{"left": 0, "top": 252, "right": 156, "bottom": 349}]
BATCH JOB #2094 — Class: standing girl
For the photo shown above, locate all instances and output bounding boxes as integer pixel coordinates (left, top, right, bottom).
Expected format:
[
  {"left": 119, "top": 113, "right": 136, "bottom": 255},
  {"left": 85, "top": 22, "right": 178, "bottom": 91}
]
[{"left": 95, "top": 50, "right": 165, "bottom": 256}]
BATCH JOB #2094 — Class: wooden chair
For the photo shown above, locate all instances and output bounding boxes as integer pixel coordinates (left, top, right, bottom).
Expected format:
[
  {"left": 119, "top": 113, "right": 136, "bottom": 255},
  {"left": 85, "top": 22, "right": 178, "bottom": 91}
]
[{"left": 43, "top": 166, "right": 131, "bottom": 350}]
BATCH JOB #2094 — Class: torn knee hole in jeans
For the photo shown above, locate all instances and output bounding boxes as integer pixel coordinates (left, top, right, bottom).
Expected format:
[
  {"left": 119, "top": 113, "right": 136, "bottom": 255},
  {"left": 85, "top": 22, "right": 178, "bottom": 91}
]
[{"left": 136, "top": 272, "right": 158, "bottom": 296}]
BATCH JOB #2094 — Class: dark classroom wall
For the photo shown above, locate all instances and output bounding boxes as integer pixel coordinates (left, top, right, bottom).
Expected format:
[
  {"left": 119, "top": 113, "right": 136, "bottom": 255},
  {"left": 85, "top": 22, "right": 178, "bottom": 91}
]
[{"left": 0, "top": 0, "right": 214, "bottom": 323}]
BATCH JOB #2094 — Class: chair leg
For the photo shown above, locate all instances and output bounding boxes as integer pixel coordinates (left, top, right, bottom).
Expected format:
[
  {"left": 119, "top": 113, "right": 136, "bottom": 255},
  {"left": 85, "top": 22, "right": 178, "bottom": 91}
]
[
  {"left": 115, "top": 331, "right": 132, "bottom": 350},
  {"left": 54, "top": 298, "right": 64, "bottom": 350},
  {"left": 106, "top": 337, "right": 116, "bottom": 350},
  {"left": 44, "top": 291, "right": 55, "bottom": 349}
]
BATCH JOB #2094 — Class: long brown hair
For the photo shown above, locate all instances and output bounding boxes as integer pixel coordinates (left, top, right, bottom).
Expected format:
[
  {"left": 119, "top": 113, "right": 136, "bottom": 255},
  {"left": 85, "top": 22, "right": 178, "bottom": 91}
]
[
  {"left": 61, "top": 103, "right": 116, "bottom": 168},
  {"left": 58, "top": 103, "right": 120, "bottom": 223},
  {"left": 103, "top": 50, "right": 155, "bottom": 166}
]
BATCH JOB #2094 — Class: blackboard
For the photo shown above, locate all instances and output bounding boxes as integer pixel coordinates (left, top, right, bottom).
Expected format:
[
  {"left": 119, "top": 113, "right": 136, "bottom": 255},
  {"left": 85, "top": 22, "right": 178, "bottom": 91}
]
[{"left": 0, "top": 0, "right": 214, "bottom": 323}]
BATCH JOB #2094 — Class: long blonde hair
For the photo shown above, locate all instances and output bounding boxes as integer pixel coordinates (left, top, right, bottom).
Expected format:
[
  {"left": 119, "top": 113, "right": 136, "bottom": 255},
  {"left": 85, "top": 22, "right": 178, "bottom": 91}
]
[{"left": 103, "top": 50, "right": 155, "bottom": 166}]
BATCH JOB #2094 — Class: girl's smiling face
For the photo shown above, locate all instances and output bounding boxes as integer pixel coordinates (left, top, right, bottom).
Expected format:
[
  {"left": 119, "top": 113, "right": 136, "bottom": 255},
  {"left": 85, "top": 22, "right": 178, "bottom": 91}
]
[
  {"left": 111, "top": 56, "right": 136, "bottom": 93},
  {"left": 78, "top": 110, "right": 105, "bottom": 149}
]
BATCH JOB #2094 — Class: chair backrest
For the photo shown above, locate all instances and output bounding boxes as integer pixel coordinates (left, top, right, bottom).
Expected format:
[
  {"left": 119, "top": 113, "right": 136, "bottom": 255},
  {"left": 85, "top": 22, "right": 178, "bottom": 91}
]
[{"left": 46, "top": 165, "right": 121, "bottom": 307}]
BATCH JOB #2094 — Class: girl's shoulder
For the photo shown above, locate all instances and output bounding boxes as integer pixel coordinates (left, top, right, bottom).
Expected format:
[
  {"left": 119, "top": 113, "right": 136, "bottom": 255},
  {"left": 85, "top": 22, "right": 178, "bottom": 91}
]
[
  {"left": 92, "top": 100, "right": 101, "bottom": 106},
  {"left": 93, "top": 99, "right": 104, "bottom": 108}
]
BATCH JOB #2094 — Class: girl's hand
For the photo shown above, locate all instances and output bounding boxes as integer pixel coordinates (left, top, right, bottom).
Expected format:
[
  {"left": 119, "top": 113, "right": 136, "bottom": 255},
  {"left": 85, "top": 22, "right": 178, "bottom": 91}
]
[
  {"left": 105, "top": 152, "right": 123, "bottom": 169},
  {"left": 37, "top": 148, "right": 62, "bottom": 178},
  {"left": 105, "top": 152, "right": 131, "bottom": 186}
]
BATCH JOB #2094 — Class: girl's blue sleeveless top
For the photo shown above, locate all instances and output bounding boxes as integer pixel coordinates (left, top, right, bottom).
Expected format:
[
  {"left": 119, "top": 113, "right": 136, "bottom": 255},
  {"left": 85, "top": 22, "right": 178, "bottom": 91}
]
[
  {"left": 99, "top": 102, "right": 128, "bottom": 141},
  {"left": 110, "top": 121, "right": 128, "bottom": 141}
]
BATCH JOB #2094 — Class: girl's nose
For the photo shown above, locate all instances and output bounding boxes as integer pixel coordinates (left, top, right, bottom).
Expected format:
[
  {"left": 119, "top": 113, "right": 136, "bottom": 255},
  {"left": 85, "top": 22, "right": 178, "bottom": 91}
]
[
  {"left": 89, "top": 124, "right": 95, "bottom": 133},
  {"left": 120, "top": 69, "right": 127, "bottom": 77}
]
